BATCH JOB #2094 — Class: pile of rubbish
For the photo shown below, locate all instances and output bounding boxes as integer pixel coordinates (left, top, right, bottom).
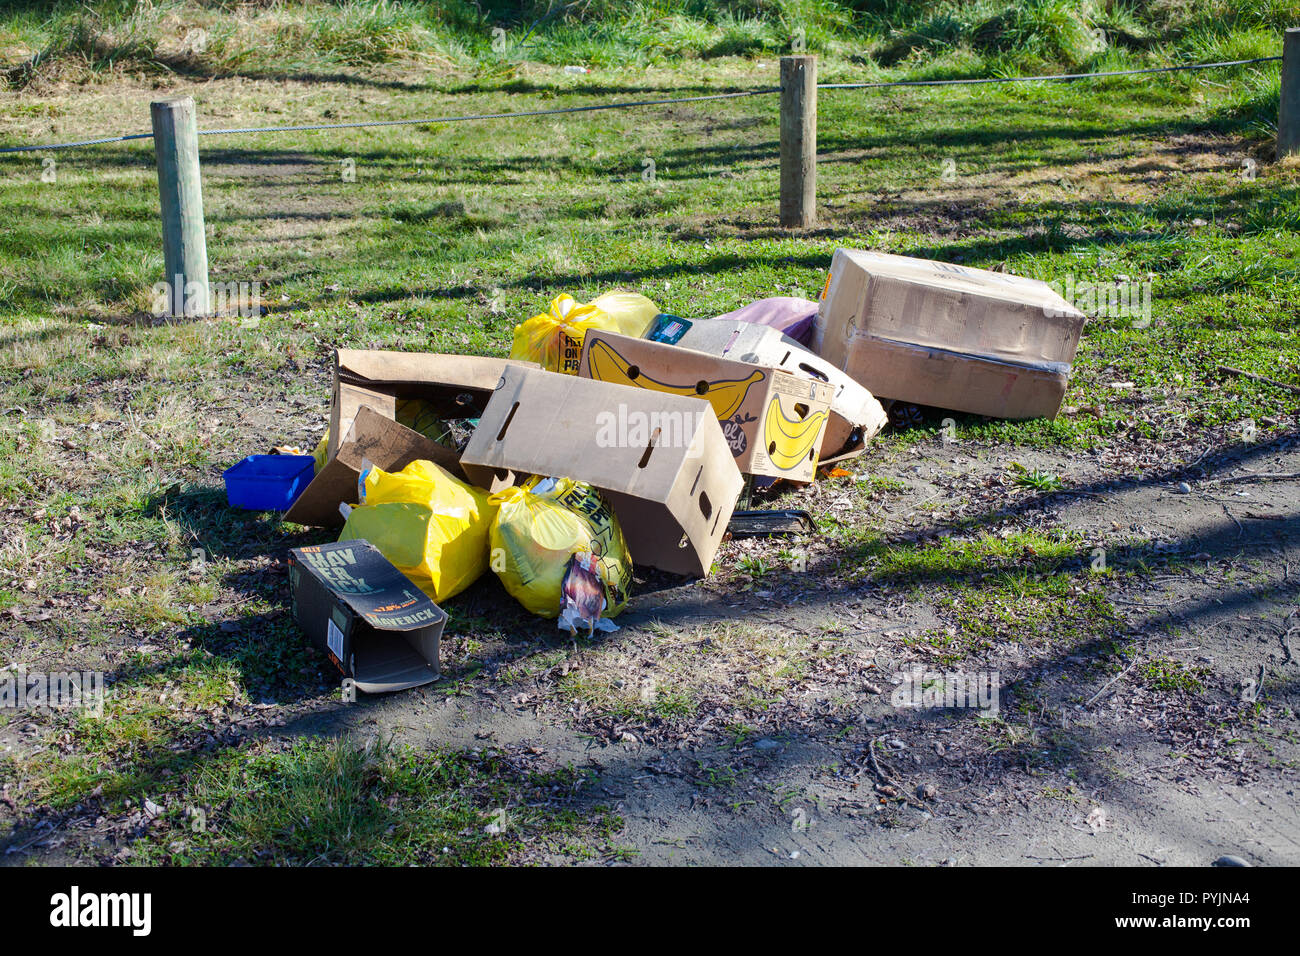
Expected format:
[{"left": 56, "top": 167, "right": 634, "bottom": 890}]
[{"left": 233, "top": 248, "right": 1085, "bottom": 693}]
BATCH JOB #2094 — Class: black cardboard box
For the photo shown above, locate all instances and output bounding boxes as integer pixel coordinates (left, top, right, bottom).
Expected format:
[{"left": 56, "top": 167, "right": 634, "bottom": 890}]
[{"left": 288, "top": 540, "right": 445, "bottom": 693}]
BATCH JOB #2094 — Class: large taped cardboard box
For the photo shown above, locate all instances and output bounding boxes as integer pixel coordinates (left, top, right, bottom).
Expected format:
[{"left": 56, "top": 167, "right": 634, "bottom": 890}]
[
  {"left": 578, "top": 330, "right": 833, "bottom": 482},
  {"left": 814, "top": 248, "right": 1087, "bottom": 419},
  {"left": 672, "top": 318, "right": 887, "bottom": 463},
  {"left": 329, "top": 350, "right": 537, "bottom": 460},
  {"left": 288, "top": 539, "right": 446, "bottom": 693},
  {"left": 461, "top": 366, "right": 744, "bottom": 577},
  {"left": 284, "top": 406, "right": 462, "bottom": 528}
]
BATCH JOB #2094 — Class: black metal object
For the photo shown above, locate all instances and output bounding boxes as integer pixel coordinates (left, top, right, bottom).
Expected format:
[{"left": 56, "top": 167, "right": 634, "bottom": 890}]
[{"left": 726, "top": 509, "right": 817, "bottom": 538}]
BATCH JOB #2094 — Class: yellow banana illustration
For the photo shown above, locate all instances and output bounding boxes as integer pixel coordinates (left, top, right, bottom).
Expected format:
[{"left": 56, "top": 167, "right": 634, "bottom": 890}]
[
  {"left": 763, "top": 397, "right": 827, "bottom": 471},
  {"left": 587, "top": 339, "right": 764, "bottom": 420}
]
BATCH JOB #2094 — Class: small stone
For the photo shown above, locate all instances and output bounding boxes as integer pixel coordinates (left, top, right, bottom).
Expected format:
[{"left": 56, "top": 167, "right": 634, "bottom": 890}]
[
  {"left": 917, "top": 783, "right": 937, "bottom": 801},
  {"left": 753, "top": 738, "right": 780, "bottom": 751},
  {"left": 1212, "top": 855, "right": 1250, "bottom": 867},
  {"left": 1175, "top": 482, "right": 1192, "bottom": 494}
]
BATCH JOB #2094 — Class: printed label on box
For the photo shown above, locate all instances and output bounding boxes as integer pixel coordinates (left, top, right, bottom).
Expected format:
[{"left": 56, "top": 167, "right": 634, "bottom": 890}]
[{"left": 327, "top": 618, "right": 345, "bottom": 660}]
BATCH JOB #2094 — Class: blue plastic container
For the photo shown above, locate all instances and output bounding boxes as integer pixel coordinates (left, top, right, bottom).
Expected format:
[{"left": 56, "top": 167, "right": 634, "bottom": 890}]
[{"left": 223, "top": 455, "right": 316, "bottom": 511}]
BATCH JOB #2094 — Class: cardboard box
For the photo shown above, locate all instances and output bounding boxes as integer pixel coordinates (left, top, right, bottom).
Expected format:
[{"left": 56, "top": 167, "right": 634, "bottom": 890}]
[
  {"left": 284, "top": 406, "right": 462, "bottom": 528},
  {"left": 814, "top": 249, "right": 1087, "bottom": 419},
  {"left": 672, "top": 318, "right": 887, "bottom": 463},
  {"left": 578, "top": 330, "right": 834, "bottom": 482},
  {"left": 461, "top": 366, "right": 744, "bottom": 577},
  {"left": 329, "top": 351, "right": 537, "bottom": 460},
  {"left": 288, "top": 539, "right": 446, "bottom": 693}
]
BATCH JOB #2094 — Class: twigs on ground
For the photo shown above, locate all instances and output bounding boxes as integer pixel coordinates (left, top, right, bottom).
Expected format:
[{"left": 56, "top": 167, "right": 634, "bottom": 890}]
[{"left": 1217, "top": 365, "right": 1300, "bottom": 396}]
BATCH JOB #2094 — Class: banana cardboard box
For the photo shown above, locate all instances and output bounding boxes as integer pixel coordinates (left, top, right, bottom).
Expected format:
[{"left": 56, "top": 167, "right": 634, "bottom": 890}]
[
  {"left": 288, "top": 539, "right": 446, "bottom": 694},
  {"left": 578, "top": 330, "right": 834, "bottom": 482},
  {"left": 669, "top": 319, "right": 888, "bottom": 464},
  {"left": 461, "top": 366, "right": 744, "bottom": 578},
  {"left": 329, "top": 350, "right": 538, "bottom": 460}
]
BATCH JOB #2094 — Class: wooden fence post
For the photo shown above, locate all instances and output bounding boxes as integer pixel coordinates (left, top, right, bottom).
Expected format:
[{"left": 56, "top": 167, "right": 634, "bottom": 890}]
[
  {"left": 1280, "top": 29, "right": 1300, "bottom": 159},
  {"left": 151, "top": 96, "right": 210, "bottom": 317},
  {"left": 780, "top": 55, "right": 817, "bottom": 228}
]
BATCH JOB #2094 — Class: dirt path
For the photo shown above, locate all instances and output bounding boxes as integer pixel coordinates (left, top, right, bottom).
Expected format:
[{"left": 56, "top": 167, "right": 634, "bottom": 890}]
[{"left": 261, "top": 432, "right": 1300, "bottom": 866}]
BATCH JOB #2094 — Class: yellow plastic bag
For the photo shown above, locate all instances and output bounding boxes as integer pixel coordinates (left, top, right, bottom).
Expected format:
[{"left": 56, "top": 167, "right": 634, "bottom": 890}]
[
  {"left": 488, "top": 477, "right": 632, "bottom": 631},
  {"left": 311, "top": 432, "right": 329, "bottom": 474},
  {"left": 338, "top": 459, "right": 494, "bottom": 603},
  {"left": 509, "top": 291, "right": 659, "bottom": 374}
]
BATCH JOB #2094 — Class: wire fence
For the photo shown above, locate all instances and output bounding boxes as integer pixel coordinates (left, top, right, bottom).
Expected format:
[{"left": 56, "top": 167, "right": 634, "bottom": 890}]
[{"left": 0, "top": 55, "right": 1281, "bottom": 155}]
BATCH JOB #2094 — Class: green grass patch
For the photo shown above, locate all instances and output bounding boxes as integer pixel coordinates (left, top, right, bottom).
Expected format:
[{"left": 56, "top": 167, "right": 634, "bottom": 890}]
[{"left": 129, "top": 737, "right": 623, "bottom": 865}]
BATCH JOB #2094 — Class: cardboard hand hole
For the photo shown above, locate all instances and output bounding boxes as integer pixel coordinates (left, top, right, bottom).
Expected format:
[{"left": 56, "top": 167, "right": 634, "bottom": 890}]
[
  {"left": 695, "top": 380, "right": 710, "bottom": 395},
  {"left": 699, "top": 491, "right": 712, "bottom": 520},
  {"left": 627, "top": 364, "right": 641, "bottom": 381},
  {"left": 495, "top": 401, "right": 520, "bottom": 441},
  {"left": 794, "top": 403, "right": 809, "bottom": 419},
  {"left": 638, "top": 427, "right": 661, "bottom": 468},
  {"left": 797, "top": 362, "right": 829, "bottom": 382}
]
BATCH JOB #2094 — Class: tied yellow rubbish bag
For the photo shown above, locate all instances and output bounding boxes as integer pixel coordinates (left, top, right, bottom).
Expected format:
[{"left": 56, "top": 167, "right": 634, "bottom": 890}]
[
  {"left": 488, "top": 477, "right": 632, "bottom": 633},
  {"left": 509, "top": 291, "right": 659, "bottom": 374},
  {"left": 338, "top": 458, "right": 494, "bottom": 603}
]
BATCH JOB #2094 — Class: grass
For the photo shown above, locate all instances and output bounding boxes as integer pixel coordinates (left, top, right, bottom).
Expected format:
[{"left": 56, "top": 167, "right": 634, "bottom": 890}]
[
  {"left": 1140, "top": 656, "right": 1208, "bottom": 694},
  {"left": 0, "top": 1, "right": 1296, "bottom": 864},
  {"left": 1, "top": 2, "right": 1296, "bottom": 83},
  {"left": 550, "top": 618, "right": 822, "bottom": 725},
  {"left": 840, "top": 529, "right": 1126, "bottom": 663},
  {"left": 129, "top": 737, "right": 623, "bottom": 866}
]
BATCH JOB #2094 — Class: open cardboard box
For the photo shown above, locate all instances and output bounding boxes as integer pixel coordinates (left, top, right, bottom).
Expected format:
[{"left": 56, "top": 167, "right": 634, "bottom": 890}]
[
  {"left": 578, "top": 330, "right": 833, "bottom": 482},
  {"left": 288, "top": 539, "right": 446, "bottom": 693},
  {"left": 284, "top": 406, "right": 462, "bottom": 528},
  {"left": 461, "top": 366, "right": 744, "bottom": 577},
  {"left": 671, "top": 318, "right": 887, "bottom": 463},
  {"left": 814, "top": 248, "right": 1087, "bottom": 419},
  {"left": 329, "top": 350, "right": 537, "bottom": 460}
]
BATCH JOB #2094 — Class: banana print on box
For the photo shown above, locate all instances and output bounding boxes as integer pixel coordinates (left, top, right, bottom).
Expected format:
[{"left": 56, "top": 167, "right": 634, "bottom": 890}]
[
  {"left": 763, "top": 397, "right": 827, "bottom": 471},
  {"left": 586, "top": 338, "right": 764, "bottom": 421}
]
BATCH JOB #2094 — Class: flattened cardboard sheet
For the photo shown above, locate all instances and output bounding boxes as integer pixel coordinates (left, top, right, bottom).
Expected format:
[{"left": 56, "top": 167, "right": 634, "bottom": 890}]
[{"left": 284, "top": 407, "right": 463, "bottom": 528}]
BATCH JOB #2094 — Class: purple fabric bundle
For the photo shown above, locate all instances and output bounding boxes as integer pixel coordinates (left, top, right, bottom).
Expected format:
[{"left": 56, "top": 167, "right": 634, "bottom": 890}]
[{"left": 711, "top": 296, "right": 818, "bottom": 346}]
